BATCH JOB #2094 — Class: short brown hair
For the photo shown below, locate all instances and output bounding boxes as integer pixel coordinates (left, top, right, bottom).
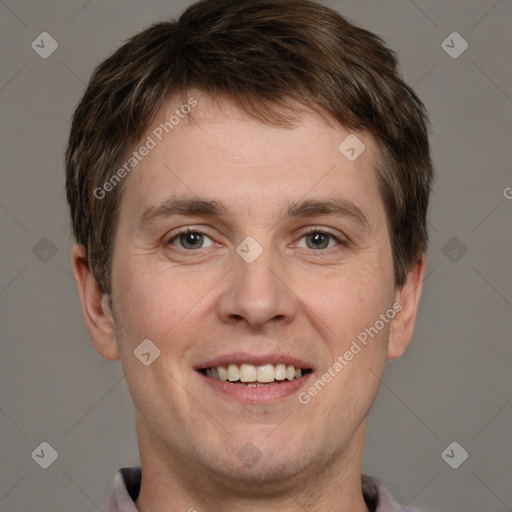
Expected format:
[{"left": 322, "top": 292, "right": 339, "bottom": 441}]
[{"left": 65, "top": 0, "right": 433, "bottom": 294}]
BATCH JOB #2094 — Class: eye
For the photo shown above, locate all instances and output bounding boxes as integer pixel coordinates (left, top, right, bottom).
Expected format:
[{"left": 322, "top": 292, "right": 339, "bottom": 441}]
[
  {"left": 296, "top": 229, "right": 344, "bottom": 250},
  {"left": 168, "top": 229, "right": 214, "bottom": 250}
]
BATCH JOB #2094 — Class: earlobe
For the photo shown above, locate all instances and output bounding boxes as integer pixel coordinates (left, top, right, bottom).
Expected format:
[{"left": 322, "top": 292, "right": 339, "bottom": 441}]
[
  {"left": 71, "top": 244, "right": 119, "bottom": 361},
  {"left": 387, "top": 256, "right": 426, "bottom": 360}
]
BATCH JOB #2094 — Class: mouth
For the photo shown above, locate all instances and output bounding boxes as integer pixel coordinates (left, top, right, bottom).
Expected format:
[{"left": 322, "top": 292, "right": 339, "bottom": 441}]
[
  {"left": 199, "top": 363, "right": 313, "bottom": 387},
  {"left": 195, "top": 355, "right": 314, "bottom": 402}
]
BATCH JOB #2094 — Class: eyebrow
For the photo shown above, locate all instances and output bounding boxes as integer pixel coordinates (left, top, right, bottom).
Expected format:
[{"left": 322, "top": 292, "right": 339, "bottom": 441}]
[
  {"left": 138, "top": 198, "right": 229, "bottom": 230},
  {"left": 137, "top": 197, "right": 370, "bottom": 231},
  {"left": 282, "top": 197, "right": 370, "bottom": 229}
]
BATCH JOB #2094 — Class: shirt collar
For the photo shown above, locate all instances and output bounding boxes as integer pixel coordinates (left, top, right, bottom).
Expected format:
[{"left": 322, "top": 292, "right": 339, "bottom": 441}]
[{"left": 104, "top": 467, "right": 423, "bottom": 512}]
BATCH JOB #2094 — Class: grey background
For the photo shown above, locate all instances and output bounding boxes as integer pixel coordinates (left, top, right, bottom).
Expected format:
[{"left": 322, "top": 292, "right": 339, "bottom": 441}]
[{"left": 0, "top": 0, "right": 511, "bottom": 510}]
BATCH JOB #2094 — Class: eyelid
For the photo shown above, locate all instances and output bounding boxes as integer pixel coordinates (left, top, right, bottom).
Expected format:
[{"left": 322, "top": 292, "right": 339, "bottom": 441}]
[
  {"left": 299, "top": 226, "right": 346, "bottom": 238},
  {"left": 166, "top": 227, "right": 216, "bottom": 249},
  {"left": 295, "top": 227, "right": 349, "bottom": 249},
  {"left": 165, "top": 226, "right": 349, "bottom": 250}
]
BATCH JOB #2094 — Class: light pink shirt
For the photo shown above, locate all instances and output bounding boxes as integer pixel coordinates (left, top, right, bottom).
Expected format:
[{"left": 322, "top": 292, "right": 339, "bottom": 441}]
[{"left": 100, "top": 467, "right": 434, "bottom": 512}]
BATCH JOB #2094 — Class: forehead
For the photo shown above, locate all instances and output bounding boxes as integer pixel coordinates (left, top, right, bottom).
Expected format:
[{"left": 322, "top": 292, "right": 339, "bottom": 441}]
[{"left": 118, "top": 91, "right": 384, "bottom": 226}]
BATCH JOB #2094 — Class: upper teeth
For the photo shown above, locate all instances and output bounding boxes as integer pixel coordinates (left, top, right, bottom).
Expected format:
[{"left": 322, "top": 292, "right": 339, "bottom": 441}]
[{"left": 204, "top": 363, "right": 303, "bottom": 383}]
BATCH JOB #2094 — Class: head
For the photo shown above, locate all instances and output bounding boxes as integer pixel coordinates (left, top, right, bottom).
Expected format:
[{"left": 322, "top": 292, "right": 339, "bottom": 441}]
[{"left": 67, "top": 0, "right": 432, "bottom": 492}]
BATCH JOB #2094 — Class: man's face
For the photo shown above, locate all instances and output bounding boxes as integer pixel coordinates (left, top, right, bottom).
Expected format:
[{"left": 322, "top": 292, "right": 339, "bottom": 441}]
[{"left": 109, "top": 91, "right": 399, "bottom": 481}]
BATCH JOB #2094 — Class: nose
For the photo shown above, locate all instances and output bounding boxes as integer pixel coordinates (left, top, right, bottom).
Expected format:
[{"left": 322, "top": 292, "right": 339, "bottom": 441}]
[{"left": 216, "top": 242, "right": 297, "bottom": 331}]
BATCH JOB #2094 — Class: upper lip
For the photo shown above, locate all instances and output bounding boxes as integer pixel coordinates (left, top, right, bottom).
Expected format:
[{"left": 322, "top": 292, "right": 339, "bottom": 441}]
[{"left": 195, "top": 352, "right": 314, "bottom": 370}]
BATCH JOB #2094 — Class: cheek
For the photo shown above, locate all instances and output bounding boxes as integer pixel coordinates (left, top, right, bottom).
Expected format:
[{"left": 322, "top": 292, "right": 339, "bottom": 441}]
[
  {"left": 300, "top": 269, "right": 392, "bottom": 421},
  {"left": 299, "top": 262, "right": 393, "bottom": 351},
  {"left": 111, "top": 255, "right": 222, "bottom": 362},
  {"left": 112, "top": 258, "right": 183, "bottom": 342},
  {"left": 110, "top": 261, "right": 204, "bottom": 426}
]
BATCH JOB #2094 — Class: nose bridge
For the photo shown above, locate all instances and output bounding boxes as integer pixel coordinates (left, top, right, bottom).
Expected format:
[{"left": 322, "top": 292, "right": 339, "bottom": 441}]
[{"left": 218, "top": 235, "right": 296, "bottom": 328}]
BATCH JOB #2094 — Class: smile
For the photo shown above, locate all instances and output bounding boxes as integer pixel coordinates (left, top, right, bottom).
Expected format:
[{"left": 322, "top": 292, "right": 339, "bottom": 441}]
[
  {"left": 195, "top": 353, "right": 314, "bottom": 402},
  {"left": 200, "top": 363, "right": 312, "bottom": 386}
]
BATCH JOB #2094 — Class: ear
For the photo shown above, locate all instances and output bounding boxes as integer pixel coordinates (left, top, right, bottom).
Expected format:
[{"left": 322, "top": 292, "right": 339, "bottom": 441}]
[
  {"left": 387, "top": 256, "right": 426, "bottom": 360},
  {"left": 71, "top": 244, "right": 119, "bottom": 360}
]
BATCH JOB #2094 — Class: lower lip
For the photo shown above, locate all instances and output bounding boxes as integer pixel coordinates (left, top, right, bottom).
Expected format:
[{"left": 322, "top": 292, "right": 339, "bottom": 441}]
[{"left": 198, "top": 372, "right": 313, "bottom": 403}]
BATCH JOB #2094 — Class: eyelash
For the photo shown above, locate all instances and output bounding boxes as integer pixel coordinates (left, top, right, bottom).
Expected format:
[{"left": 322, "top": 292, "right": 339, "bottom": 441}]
[{"left": 166, "top": 227, "right": 347, "bottom": 252}]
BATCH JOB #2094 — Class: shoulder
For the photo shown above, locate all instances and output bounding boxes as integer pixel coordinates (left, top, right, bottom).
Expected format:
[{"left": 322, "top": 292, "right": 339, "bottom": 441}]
[
  {"left": 362, "top": 474, "right": 435, "bottom": 512},
  {"left": 98, "top": 467, "right": 141, "bottom": 512}
]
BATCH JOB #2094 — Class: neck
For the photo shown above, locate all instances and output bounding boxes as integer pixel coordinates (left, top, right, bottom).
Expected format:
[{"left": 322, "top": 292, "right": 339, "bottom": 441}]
[{"left": 135, "top": 418, "right": 370, "bottom": 512}]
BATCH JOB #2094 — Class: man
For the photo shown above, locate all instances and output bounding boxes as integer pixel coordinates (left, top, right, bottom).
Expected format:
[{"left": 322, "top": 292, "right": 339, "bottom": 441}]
[{"left": 66, "top": 0, "right": 434, "bottom": 510}]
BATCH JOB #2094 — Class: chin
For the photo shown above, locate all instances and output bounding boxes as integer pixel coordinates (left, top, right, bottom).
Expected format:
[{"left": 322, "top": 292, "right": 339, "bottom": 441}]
[{"left": 199, "top": 432, "right": 320, "bottom": 485}]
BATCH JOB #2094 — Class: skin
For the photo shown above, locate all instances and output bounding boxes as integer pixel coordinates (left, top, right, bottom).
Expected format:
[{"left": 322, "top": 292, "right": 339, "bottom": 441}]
[{"left": 72, "top": 90, "right": 425, "bottom": 512}]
